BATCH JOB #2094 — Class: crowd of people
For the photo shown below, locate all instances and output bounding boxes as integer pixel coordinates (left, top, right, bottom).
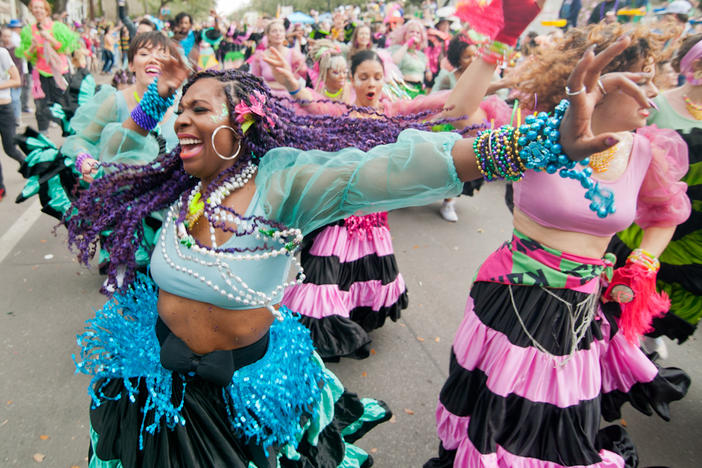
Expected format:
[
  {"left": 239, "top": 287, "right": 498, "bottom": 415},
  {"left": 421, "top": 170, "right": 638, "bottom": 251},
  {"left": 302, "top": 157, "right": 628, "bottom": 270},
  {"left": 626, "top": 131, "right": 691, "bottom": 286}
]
[{"left": 1, "top": 0, "right": 702, "bottom": 466}]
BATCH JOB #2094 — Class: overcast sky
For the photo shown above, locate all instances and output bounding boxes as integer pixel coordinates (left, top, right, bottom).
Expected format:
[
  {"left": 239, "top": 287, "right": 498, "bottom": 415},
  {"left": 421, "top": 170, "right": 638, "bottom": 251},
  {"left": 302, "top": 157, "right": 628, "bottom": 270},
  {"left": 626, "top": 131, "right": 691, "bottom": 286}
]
[{"left": 216, "top": 0, "right": 251, "bottom": 16}]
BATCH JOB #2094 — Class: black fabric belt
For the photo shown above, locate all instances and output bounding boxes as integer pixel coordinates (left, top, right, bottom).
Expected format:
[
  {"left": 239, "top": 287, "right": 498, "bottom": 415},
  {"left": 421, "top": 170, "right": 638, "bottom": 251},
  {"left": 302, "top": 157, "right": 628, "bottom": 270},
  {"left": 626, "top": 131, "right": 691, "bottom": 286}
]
[{"left": 156, "top": 317, "right": 269, "bottom": 386}]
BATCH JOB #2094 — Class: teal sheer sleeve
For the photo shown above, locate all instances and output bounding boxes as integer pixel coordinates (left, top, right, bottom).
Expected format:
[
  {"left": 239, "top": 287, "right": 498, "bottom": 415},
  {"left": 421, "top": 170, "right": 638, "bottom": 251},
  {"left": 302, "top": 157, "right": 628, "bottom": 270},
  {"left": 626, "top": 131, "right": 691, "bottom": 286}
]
[
  {"left": 61, "top": 85, "right": 162, "bottom": 169},
  {"left": 256, "top": 129, "right": 463, "bottom": 234},
  {"left": 77, "top": 74, "right": 96, "bottom": 107}
]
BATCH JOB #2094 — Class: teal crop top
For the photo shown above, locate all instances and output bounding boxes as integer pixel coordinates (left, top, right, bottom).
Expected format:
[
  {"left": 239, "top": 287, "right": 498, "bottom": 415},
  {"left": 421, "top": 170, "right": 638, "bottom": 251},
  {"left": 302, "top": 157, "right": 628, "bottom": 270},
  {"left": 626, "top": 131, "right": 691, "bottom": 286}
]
[
  {"left": 150, "top": 189, "right": 294, "bottom": 310},
  {"left": 151, "top": 129, "right": 464, "bottom": 309}
]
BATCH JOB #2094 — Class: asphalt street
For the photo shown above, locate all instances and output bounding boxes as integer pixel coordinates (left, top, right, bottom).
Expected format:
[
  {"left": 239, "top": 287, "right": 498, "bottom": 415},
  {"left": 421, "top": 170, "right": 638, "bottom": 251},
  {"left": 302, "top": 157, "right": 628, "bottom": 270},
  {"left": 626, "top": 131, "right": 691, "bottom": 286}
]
[{"left": 1, "top": 98, "right": 701, "bottom": 467}]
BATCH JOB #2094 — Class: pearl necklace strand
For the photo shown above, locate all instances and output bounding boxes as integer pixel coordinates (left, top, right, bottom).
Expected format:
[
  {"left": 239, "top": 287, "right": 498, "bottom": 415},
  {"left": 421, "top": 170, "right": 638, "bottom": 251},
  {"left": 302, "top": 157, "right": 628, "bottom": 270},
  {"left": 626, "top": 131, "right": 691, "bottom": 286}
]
[{"left": 164, "top": 163, "right": 305, "bottom": 320}]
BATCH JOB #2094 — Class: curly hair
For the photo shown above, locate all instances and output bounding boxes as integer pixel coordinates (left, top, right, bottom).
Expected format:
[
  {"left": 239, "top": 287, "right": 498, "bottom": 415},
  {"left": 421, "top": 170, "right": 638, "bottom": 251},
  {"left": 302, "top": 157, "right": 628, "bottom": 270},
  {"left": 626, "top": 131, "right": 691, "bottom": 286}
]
[
  {"left": 65, "top": 69, "right": 475, "bottom": 292},
  {"left": 516, "top": 23, "right": 670, "bottom": 111}
]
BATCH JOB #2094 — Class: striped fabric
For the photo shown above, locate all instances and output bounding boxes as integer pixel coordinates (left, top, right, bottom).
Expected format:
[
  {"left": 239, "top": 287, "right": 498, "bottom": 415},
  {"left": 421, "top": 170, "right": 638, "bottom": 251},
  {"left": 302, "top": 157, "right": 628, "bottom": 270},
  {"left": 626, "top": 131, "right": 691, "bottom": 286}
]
[{"left": 426, "top": 232, "right": 690, "bottom": 468}]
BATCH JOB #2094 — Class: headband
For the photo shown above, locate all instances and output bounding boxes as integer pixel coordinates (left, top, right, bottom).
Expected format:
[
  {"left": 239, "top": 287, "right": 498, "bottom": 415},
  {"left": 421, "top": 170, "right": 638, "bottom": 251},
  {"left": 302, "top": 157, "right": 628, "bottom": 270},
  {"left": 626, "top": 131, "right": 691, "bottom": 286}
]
[{"left": 680, "top": 40, "right": 702, "bottom": 85}]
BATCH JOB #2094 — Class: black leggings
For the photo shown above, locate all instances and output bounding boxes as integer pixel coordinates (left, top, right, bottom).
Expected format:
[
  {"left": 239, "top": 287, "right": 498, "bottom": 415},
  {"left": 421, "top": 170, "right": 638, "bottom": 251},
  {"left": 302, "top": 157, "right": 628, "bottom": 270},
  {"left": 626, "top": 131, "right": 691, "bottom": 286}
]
[
  {"left": 0, "top": 103, "right": 25, "bottom": 189},
  {"left": 36, "top": 74, "right": 65, "bottom": 131}
]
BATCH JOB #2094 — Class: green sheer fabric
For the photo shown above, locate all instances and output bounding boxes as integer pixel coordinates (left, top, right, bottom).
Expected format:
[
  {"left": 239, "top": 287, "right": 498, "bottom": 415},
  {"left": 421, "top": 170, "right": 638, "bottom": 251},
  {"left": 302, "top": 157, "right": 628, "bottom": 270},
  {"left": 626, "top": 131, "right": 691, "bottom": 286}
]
[
  {"left": 60, "top": 85, "right": 178, "bottom": 171},
  {"left": 256, "top": 128, "right": 463, "bottom": 235}
]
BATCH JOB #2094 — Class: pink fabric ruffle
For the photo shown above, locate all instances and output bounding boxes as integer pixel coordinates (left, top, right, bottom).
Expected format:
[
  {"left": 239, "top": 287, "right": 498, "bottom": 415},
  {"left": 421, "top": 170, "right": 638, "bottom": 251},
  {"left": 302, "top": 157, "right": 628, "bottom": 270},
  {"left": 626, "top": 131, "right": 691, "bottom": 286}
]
[
  {"left": 386, "top": 90, "right": 449, "bottom": 117},
  {"left": 450, "top": 416, "right": 625, "bottom": 468},
  {"left": 599, "top": 326, "right": 658, "bottom": 394},
  {"left": 308, "top": 224, "right": 394, "bottom": 262},
  {"left": 480, "top": 95, "right": 511, "bottom": 127},
  {"left": 449, "top": 298, "right": 659, "bottom": 408},
  {"left": 453, "top": 301, "right": 604, "bottom": 407},
  {"left": 635, "top": 125, "right": 691, "bottom": 229},
  {"left": 435, "top": 402, "right": 471, "bottom": 450},
  {"left": 282, "top": 276, "right": 407, "bottom": 319}
]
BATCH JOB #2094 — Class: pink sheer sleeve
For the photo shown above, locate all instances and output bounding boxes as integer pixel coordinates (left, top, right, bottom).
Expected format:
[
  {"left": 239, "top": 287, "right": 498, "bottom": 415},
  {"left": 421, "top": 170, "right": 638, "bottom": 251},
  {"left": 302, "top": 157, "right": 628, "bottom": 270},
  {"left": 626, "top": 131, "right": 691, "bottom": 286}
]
[
  {"left": 635, "top": 125, "right": 691, "bottom": 228},
  {"left": 479, "top": 94, "right": 511, "bottom": 127},
  {"left": 289, "top": 48, "right": 307, "bottom": 78},
  {"left": 295, "top": 90, "right": 347, "bottom": 117},
  {"left": 248, "top": 51, "right": 262, "bottom": 77},
  {"left": 386, "top": 90, "right": 449, "bottom": 117},
  {"left": 376, "top": 48, "right": 404, "bottom": 83}
]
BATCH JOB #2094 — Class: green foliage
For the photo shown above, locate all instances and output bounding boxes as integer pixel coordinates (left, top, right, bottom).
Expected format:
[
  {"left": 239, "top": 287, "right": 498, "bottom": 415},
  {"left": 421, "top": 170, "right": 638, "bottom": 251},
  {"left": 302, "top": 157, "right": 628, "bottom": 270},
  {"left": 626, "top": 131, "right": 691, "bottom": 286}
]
[
  {"left": 238, "top": 0, "right": 368, "bottom": 17},
  {"left": 146, "top": 0, "right": 217, "bottom": 21}
]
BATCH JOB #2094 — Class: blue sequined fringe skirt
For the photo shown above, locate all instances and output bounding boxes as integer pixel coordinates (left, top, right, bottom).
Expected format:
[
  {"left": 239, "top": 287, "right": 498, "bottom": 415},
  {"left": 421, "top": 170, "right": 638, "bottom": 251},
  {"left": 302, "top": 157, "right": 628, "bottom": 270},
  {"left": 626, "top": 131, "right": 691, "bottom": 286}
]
[{"left": 75, "top": 276, "right": 391, "bottom": 468}]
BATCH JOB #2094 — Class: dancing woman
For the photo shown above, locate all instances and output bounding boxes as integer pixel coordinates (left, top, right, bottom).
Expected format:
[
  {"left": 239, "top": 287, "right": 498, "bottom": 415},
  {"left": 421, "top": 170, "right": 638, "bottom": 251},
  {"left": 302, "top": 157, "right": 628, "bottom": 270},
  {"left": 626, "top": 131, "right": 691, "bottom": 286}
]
[
  {"left": 389, "top": 19, "right": 430, "bottom": 96},
  {"left": 64, "top": 29, "right": 645, "bottom": 466},
  {"left": 16, "top": 32, "right": 179, "bottom": 281},
  {"left": 266, "top": 46, "right": 509, "bottom": 360},
  {"left": 426, "top": 24, "right": 691, "bottom": 468},
  {"left": 247, "top": 19, "right": 307, "bottom": 97}
]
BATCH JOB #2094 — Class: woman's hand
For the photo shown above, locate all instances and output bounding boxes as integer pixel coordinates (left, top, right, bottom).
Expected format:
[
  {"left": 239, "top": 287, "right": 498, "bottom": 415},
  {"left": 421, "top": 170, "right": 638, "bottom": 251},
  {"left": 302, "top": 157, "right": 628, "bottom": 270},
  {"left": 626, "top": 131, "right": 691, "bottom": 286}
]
[
  {"left": 155, "top": 50, "right": 191, "bottom": 98},
  {"left": 79, "top": 157, "right": 100, "bottom": 183},
  {"left": 559, "top": 36, "right": 651, "bottom": 161},
  {"left": 263, "top": 47, "right": 300, "bottom": 92}
]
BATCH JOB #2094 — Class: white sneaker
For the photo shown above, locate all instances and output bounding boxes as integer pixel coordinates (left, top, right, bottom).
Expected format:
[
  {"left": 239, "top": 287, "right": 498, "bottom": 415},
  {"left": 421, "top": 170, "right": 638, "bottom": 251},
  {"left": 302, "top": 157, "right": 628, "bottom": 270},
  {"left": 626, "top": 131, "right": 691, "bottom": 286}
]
[
  {"left": 641, "top": 336, "right": 669, "bottom": 360},
  {"left": 440, "top": 200, "right": 458, "bottom": 222}
]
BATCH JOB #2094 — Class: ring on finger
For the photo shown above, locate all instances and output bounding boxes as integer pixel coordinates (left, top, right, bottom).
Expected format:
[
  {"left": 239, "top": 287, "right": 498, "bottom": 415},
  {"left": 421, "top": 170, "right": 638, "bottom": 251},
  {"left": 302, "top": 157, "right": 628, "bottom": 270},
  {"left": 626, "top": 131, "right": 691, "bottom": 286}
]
[
  {"left": 597, "top": 79, "right": 607, "bottom": 95},
  {"left": 565, "top": 85, "right": 586, "bottom": 96}
]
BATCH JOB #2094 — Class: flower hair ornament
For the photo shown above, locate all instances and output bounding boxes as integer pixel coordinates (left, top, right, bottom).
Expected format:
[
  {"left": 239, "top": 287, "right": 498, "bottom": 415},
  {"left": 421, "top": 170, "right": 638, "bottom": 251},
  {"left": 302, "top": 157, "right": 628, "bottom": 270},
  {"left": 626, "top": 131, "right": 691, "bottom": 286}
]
[{"left": 234, "top": 91, "right": 275, "bottom": 135}]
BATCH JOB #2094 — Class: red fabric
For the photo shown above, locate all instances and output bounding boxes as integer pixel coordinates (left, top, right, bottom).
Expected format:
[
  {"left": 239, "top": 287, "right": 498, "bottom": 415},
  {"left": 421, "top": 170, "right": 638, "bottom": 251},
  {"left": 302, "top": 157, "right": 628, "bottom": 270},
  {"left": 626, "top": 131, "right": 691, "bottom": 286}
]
[
  {"left": 495, "top": 0, "right": 542, "bottom": 46},
  {"left": 604, "top": 262, "right": 670, "bottom": 344},
  {"left": 455, "top": 0, "right": 505, "bottom": 38}
]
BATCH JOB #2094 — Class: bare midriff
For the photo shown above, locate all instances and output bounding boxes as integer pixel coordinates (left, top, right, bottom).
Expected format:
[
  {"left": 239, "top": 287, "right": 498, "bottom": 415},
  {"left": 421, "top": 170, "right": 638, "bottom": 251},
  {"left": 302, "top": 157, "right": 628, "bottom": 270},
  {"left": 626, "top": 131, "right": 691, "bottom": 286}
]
[
  {"left": 157, "top": 290, "right": 275, "bottom": 355},
  {"left": 155, "top": 179, "right": 274, "bottom": 355},
  {"left": 513, "top": 207, "right": 612, "bottom": 260}
]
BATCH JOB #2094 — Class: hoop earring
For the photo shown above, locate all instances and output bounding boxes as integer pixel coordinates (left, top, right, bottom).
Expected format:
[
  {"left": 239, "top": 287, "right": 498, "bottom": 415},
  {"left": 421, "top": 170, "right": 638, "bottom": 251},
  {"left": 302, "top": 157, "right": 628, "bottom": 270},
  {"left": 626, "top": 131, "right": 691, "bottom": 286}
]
[{"left": 211, "top": 125, "right": 241, "bottom": 161}]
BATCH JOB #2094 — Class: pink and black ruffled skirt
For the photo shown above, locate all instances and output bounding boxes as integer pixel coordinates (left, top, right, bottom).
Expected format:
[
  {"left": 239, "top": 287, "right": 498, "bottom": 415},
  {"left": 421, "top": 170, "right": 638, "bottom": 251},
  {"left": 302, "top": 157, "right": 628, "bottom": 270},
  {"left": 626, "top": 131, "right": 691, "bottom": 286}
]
[
  {"left": 425, "top": 231, "right": 690, "bottom": 468},
  {"left": 283, "top": 213, "right": 408, "bottom": 361}
]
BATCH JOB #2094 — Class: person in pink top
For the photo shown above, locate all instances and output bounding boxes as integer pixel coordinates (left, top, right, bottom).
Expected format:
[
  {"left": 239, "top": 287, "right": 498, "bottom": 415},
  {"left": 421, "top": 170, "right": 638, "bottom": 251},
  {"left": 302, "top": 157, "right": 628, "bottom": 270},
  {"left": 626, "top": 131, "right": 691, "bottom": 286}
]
[
  {"left": 15, "top": 0, "right": 77, "bottom": 133},
  {"left": 426, "top": 23, "right": 692, "bottom": 468},
  {"left": 247, "top": 19, "right": 306, "bottom": 97}
]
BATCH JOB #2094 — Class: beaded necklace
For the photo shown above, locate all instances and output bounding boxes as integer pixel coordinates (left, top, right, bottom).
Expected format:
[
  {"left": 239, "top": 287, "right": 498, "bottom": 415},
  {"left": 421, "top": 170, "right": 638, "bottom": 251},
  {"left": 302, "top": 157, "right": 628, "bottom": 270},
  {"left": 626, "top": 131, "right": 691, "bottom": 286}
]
[
  {"left": 323, "top": 86, "right": 343, "bottom": 99},
  {"left": 683, "top": 95, "right": 702, "bottom": 120},
  {"left": 588, "top": 143, "right": 619, "bottom": 173},
  {"left": 167, "top": 160, "right": 305, "bottom": 319}
]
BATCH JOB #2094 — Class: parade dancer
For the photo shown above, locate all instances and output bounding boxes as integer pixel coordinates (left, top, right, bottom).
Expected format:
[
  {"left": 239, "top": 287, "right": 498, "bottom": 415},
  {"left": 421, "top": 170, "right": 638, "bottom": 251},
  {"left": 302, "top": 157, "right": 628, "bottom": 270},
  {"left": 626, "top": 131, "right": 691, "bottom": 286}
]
[
  {"left": 426, "top": 25, "right": 691, "bottom": 468},
  {"left": 266, "top": 44, "right": 509, "bottom": 361}
]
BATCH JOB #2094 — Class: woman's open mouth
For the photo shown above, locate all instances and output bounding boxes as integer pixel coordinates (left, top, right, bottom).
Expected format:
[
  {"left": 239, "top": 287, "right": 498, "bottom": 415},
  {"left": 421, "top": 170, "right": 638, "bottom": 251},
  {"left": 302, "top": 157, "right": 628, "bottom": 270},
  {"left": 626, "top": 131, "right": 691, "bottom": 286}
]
[
  {"left": 179, "top": 136, "right": 204, "bottom": 159},
  {"left": 145, "top": 65, "right": 161, "bottom": 77}
]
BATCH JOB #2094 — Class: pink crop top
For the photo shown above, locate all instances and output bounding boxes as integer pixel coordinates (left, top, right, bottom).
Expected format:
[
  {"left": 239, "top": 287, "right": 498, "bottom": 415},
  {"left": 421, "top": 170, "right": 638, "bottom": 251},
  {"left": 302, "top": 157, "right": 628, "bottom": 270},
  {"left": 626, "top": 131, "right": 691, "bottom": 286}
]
[{"left": 514, "top": 127, "right": 691, "bottom": 237}]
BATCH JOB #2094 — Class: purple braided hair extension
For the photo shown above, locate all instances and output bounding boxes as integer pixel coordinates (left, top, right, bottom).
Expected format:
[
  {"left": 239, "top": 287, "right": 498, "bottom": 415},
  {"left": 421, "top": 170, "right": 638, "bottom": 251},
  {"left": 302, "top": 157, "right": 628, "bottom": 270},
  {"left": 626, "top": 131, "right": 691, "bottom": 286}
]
[{"left": 64, "top": 68, "right": 481, "bottom": 293}]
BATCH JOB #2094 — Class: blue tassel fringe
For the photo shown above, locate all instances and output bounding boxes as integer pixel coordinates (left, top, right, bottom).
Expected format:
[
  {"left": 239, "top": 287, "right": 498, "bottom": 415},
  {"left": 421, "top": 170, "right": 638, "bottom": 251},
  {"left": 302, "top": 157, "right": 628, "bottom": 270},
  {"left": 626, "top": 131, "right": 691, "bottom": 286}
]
[{"left": 74, "top": 274, "right": 326, "bottom": 452}]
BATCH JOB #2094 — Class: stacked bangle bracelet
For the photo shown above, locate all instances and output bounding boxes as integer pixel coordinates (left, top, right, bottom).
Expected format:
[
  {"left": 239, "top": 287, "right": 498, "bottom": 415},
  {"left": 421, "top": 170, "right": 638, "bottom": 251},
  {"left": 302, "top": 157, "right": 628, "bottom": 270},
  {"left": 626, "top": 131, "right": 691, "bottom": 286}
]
[
  {"left": 627, "top": 248, "right": 661, "bottom": 272},
  {"left": 130, "top": 78, "right": 176, "bottom": 131},
  {"left": 478, "top": 40, "right": 514, "bottom": 66}
]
